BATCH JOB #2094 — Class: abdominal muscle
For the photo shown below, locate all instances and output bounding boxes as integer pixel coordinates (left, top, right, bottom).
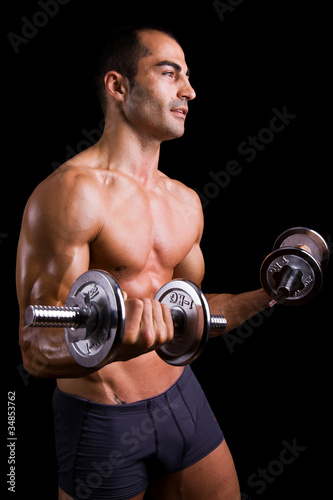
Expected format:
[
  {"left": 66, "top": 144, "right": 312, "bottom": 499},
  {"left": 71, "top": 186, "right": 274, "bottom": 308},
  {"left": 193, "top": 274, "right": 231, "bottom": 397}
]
[{"left": 57, "top": 353, "right": 184, "bottom": 405}]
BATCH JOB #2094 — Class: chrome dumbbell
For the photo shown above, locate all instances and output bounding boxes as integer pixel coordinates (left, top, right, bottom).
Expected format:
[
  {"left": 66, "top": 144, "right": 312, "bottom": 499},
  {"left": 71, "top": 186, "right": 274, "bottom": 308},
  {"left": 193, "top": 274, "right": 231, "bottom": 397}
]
[
  {"left": 260, "top": 227, "right": 329, "bottom": 305},
  {"left": 25, "top": 271, "right": 227, "bottom": 368}
]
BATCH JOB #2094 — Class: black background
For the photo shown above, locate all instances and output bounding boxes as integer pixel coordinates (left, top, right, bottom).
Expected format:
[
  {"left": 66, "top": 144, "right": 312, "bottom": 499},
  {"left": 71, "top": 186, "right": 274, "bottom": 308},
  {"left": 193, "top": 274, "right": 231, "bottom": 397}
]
[{"left": 3, "top": 1, "right": 332, "bottom": 498}]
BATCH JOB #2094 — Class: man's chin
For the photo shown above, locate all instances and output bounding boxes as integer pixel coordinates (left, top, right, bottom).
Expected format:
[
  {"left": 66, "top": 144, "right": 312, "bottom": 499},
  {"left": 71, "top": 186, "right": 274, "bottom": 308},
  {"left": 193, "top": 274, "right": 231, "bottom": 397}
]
[{"left": 162, "top": 124, "right": 186, "bottom": 142}]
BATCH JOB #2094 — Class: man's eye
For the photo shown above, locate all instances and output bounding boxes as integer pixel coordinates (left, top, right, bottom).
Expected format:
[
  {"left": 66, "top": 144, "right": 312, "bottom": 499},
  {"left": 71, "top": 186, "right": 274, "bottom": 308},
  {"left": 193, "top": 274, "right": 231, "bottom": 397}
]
[{"left": 163, "top": 71, "right": 174, "bottom": 77}]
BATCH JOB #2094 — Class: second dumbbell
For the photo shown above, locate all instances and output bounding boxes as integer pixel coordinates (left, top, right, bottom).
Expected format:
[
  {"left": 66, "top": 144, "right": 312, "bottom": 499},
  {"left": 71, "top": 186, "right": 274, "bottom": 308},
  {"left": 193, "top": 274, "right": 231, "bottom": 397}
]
[{"left": 260, "top": 227, "right": 329, "bottom": 305}]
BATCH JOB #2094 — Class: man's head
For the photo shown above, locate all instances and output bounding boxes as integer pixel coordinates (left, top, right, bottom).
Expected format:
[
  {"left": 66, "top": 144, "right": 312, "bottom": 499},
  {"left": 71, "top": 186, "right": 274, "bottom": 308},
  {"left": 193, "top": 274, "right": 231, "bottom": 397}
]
[
  {"left": 95, "top": 25, "right": 196, "bottom": 141},
  {"left": 95, "top": 25, "right": 178, "bottom": 113}
]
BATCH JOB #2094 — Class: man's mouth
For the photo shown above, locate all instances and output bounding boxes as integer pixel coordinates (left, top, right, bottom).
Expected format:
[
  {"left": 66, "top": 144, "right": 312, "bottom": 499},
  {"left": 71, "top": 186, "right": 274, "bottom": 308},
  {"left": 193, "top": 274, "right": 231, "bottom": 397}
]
[{"left": 170, "top": 107, "right": 188, "bottom": 118}]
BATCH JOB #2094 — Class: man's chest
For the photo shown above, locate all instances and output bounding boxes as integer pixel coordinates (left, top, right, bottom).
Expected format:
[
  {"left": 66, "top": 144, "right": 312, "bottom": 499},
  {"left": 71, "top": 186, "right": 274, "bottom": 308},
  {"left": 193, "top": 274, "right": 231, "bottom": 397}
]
[{"left": 89, "top": 189, "right": 198, "bottom": 275}]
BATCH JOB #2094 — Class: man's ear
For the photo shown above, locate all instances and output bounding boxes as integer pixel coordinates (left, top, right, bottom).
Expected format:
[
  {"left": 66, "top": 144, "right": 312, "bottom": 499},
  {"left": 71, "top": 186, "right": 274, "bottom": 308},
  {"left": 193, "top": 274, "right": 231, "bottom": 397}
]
[{"left": 104, "top": 71, "right": 128, "bottom": 101}]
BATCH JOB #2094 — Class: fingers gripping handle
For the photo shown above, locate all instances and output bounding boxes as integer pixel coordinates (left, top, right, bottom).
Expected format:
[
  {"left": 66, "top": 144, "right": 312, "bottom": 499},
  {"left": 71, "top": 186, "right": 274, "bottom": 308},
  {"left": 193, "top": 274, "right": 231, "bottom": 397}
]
[{"left": 154, "top": 279, "right": 227, "bottom": 365}]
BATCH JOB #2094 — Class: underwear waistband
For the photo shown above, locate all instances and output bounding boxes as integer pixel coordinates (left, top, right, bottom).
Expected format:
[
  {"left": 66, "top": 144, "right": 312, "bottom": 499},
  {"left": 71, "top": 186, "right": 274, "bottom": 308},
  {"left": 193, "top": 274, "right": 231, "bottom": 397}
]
[{"left": 53, "top": 365, "right": 193, "bottom": 416}]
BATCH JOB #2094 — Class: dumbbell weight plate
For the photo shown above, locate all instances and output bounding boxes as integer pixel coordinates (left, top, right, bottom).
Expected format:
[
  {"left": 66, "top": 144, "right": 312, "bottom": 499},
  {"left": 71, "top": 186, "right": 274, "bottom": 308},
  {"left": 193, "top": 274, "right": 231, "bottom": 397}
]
[
  {"left": 273, "top": 227, "right": 329, "bottom": 269},
  {"left": 260, "top": 247, "right": 323, "bottom": 305},
  {"left": 64, "top": 270, "right": 126, "bottom": 368},
  {"left": 154, "top": 280, "right": 210, "bottom": 366}
]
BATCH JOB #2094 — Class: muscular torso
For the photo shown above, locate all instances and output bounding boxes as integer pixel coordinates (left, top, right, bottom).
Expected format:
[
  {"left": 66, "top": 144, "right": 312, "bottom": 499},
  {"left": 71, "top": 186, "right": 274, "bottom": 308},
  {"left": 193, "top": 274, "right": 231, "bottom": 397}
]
[{"left": 17, "top": 149, "right": 205, "bottom": 404}]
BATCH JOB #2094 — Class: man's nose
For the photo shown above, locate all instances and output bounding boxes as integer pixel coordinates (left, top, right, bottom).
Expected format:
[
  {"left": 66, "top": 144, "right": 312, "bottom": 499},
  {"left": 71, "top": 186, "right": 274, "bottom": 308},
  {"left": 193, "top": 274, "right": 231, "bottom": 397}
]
[{"left": 178, "top": 79, "right": 196, "bottom": 101}]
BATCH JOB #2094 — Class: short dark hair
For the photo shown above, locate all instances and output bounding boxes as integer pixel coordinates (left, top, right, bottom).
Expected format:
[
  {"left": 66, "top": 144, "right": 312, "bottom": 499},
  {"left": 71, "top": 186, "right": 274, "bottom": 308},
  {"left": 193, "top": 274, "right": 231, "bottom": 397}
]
[{"left": 94, "top": 25, "right": 179, "bottom": 114}]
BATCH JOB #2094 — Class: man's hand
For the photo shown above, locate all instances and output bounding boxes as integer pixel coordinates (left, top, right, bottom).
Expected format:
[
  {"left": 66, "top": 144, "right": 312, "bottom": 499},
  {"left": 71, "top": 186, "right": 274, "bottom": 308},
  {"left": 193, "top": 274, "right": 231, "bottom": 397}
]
[{"left": 114, "top": 296, "right": 174, "bottom": 362}]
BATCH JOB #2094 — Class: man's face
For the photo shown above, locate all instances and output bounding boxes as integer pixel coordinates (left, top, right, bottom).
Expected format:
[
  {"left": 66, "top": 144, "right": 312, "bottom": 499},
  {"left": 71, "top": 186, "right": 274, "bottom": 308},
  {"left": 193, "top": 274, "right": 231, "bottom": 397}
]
[{"left": 124, "top": 30, "right": 196, "bottom": 142}]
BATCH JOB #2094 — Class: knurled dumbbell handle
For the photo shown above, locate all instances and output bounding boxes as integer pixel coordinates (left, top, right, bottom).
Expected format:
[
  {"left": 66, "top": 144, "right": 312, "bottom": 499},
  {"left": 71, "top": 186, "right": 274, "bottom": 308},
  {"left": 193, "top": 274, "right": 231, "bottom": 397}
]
[
  {"left": 24, "top": 305, "right": 91, "bottom": 329},
  {"left": 209, "top": 315, "right": 227, "bottom": 333}
]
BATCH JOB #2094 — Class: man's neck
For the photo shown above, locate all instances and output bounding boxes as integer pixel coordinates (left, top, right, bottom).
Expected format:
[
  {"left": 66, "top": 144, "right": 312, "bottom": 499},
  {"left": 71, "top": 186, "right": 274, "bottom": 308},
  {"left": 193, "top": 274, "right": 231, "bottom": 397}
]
[{"left": 94, "top": 115, "right": 162, "bottom": 185}]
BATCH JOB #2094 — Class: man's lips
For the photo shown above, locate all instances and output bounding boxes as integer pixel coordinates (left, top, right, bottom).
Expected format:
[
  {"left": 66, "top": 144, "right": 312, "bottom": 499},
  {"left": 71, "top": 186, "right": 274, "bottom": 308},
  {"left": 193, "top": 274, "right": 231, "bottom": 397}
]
[{"left": 170, "top": 107, "right": 188, "bottom": 118}]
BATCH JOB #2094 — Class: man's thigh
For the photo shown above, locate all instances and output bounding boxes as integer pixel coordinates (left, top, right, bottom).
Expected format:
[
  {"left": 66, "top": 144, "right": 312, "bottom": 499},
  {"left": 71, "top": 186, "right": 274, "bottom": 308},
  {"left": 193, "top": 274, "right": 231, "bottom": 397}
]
[{"left": 150, "top": 440, "right": 241, "bottom": 500}]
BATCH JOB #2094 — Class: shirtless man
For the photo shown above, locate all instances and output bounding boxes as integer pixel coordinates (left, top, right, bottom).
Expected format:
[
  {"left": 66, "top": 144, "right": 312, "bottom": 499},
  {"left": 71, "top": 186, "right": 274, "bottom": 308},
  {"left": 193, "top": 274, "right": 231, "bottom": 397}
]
[{"left": 16, "top": 26, "right": 271, "bottom": 499}]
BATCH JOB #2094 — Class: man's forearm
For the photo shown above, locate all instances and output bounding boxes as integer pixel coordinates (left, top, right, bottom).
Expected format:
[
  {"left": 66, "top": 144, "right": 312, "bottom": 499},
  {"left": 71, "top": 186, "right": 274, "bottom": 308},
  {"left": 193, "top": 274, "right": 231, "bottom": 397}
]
[{"left": 206, "top": 288, "right": 272, "bottom": 336}]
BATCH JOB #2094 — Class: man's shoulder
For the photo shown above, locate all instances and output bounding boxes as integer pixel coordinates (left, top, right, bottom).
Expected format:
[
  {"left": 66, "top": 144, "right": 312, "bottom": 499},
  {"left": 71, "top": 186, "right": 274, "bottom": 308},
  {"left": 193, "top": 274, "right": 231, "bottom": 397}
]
[
  {"left": 26, "top": 164, "right": 103, "bottom": 221},
  {"left": 160, "top": 173, "right": 203, "bottom": 211},
  {"left": 36, "top": 163, "right": 101, "bottom": 196}
]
